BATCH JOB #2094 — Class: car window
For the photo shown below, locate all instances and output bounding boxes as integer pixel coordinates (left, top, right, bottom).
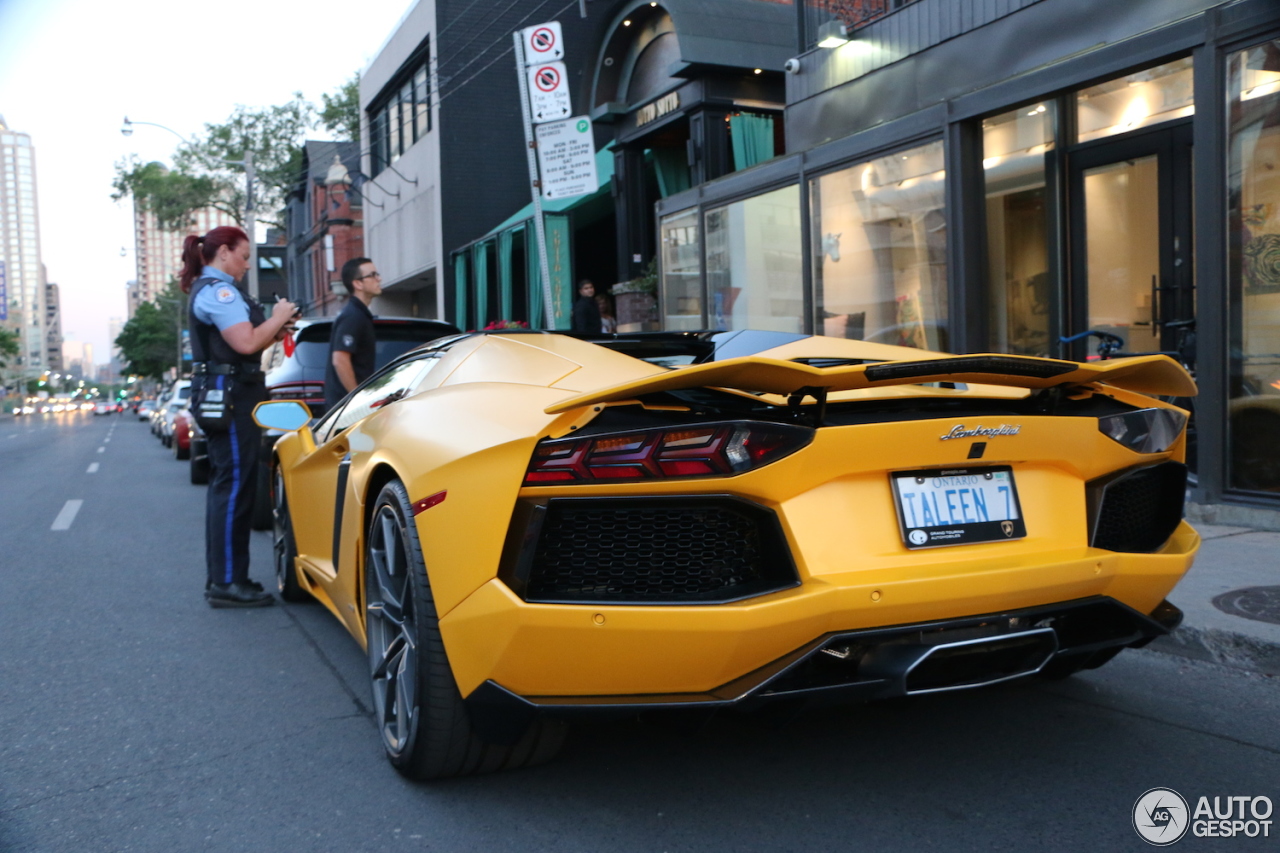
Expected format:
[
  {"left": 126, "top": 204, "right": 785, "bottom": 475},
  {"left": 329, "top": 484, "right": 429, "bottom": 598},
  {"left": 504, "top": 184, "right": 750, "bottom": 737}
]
[{"left": 319, "top": 355, "right": 443, "bottom": 439}]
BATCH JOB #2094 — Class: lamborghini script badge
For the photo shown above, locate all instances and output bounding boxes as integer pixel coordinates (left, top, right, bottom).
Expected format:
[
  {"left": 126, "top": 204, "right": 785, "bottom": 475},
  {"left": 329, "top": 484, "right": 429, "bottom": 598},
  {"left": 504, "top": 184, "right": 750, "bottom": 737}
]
[{"left": 940, "top": 424, "right": 1022, "bottom": 441}]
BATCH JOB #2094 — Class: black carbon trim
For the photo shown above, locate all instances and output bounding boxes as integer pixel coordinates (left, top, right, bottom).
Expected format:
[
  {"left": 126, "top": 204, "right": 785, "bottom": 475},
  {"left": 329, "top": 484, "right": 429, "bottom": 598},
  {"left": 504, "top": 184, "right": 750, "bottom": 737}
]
[
  {"left": 332, "top": 453, "right": 351, "bottom": 572},
  {"left": 864, "top": 356, "right": 1078, "bottom": 382},
  {"left": 461, "top": 596, "right": 1178, "bottom": 735}
]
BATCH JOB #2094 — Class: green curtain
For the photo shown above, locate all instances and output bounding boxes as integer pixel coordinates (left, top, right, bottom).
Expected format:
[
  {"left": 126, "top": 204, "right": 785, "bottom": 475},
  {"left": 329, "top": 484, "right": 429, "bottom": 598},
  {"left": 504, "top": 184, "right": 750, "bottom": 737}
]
[
  {"left": 729, "top": 113, "right": 775, "bottom": 171},
  {"left": 472, "top": 241, "right": 489, "bottom": 329},
  {"left": 497, "top": 229, "right": 514, "bottom": 322},
  {"left": 452, "top": 252, "right": 468, "bottom": 331},
  {"left": 653, "top": 148, "right": 691, "bottom": 198},
  {"left": 545, "top": 213, "right": 573, "bottom": 330},
  {"left": 526, "top": 223, "right": 543, "bottom": 330},
  {"left": 523, "top": 215, "right": 573, "bottom": 329}
]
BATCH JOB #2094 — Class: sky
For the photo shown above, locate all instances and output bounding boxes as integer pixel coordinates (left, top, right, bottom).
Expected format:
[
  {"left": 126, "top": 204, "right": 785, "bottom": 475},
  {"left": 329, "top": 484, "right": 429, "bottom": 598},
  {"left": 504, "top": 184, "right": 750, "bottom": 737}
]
[{"left": 0, "top": 0, "right": 416, "bottom": 363}]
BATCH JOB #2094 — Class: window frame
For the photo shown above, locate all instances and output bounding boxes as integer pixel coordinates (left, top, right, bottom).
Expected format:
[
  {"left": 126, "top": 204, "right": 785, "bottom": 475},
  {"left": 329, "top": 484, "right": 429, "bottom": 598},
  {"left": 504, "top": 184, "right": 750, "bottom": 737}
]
[{"left": 368, "top": 37, "right": 432, "bottom": 177}]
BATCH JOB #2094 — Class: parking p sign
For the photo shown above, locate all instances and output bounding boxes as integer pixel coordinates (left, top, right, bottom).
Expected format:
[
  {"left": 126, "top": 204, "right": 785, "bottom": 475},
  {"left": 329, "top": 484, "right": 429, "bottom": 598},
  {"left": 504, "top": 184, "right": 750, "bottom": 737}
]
[{"left": 521, "top": 21, "right": 563, "bottom": 64}]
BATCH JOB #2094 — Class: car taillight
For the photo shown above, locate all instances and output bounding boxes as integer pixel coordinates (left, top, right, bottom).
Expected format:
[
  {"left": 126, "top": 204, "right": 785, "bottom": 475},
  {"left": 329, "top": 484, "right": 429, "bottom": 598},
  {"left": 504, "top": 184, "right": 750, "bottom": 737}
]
[
  {"left": 270, "top": 381, "right": 324, "bottom": 401},
  {"left": 1098, "top": 407, "right": 1187, "bottom": 454},
  {"left": 524, "top": 422, "right": 813, "bottom": 485}
]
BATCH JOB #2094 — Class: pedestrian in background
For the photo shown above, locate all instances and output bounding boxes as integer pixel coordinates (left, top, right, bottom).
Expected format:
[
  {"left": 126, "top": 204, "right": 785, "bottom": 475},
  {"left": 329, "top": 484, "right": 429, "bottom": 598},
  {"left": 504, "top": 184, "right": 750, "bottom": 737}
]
[
  {"left": 595, "top": 287, "right": 617, "bottom": 333},
  {"left": 324, "top": 257, "right": 381, "bottom": 409},
  {"left": 183, "top": 226, "right": 297, "bottom": 608},
  {"left": 571, "top": 279, "right": 602, "bottom": 334}
]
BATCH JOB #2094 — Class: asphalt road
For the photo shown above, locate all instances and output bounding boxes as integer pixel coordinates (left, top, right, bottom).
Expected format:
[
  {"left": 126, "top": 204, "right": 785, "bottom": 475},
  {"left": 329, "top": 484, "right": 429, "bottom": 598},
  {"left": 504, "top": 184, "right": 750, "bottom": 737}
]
[{"left": 1, "top": 411, "right": 1278, "bottom": 852}]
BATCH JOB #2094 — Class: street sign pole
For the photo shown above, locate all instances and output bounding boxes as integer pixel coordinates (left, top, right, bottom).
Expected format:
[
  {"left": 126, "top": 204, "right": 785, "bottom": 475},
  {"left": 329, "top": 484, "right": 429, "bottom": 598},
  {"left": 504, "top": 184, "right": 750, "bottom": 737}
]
[{"left": 513, "top": 32, "right": 557, "bottom": 330}]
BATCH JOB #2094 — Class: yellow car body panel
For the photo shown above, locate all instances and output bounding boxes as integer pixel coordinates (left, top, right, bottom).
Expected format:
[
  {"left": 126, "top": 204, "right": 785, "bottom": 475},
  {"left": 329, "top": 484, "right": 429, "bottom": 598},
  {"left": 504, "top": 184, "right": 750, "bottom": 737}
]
[{"left": 270, "top": 331, "right": 1199, "bottom": 707}]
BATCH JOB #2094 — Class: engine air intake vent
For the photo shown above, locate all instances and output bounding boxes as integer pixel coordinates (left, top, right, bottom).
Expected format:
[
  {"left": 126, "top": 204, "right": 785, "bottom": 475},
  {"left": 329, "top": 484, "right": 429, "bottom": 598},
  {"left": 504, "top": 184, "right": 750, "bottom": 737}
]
[
  {"left": 516, "top": 497, "right": 798, "bottom": 604},
  {"left": 1091, "top": 462, "right": 1187, "bottom": 553}
]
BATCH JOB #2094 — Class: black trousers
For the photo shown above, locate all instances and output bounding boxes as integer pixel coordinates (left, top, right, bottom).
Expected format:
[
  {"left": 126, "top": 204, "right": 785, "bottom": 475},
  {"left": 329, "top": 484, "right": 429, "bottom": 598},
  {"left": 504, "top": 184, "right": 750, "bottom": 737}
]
[{"left": 204, "top": 378, "right": 266, "bottom": 587}]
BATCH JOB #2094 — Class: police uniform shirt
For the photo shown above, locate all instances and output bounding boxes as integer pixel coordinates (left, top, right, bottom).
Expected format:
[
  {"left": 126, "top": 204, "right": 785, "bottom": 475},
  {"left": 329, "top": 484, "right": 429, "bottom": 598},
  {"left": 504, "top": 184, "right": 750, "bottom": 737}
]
[
  {"left": 324, "top": 296, "right": 375, "bottom": 407},
  {"left": 191, "top": 266, "right": 250, "bottom": 332}
]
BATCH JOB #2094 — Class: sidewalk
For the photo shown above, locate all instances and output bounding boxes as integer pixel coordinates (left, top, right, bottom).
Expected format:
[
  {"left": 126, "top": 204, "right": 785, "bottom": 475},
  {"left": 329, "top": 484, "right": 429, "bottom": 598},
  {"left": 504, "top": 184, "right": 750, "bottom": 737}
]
[{"left": 1150, "top": 523, "right": 1280, "bottom": 676}]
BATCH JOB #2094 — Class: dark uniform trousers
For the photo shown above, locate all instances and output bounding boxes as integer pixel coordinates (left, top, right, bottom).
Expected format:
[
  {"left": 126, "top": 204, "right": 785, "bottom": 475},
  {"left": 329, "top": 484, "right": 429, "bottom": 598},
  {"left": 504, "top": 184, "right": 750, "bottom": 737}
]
[{"left": 202, "top": 374, "right": 267, "bottom": 587}]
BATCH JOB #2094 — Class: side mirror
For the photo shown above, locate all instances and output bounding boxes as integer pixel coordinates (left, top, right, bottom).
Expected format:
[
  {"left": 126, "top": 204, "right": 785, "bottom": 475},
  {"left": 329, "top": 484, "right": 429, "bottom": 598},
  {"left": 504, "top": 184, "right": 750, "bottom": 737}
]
[{"left": 253, "top": 400, "right": 313, "bottom": 432}]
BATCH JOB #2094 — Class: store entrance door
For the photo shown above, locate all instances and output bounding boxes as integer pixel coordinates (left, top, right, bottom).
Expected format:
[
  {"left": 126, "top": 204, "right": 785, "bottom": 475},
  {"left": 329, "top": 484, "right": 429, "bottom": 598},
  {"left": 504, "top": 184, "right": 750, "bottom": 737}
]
[{"left": 1066, "top": 122, "right": 1195, "bottom": 363}]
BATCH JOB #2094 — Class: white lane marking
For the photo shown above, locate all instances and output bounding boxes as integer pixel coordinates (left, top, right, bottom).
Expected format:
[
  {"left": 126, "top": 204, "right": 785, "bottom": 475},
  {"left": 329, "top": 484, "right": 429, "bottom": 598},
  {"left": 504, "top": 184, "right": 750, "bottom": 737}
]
[
  {"left": 104, "top": 437, "right": 111, "bottom": 443},
  {"left": 87, "top": 463, "right": 99, "bottom": 474},
  {"left": 97, "top": 446, "right": 105, "bottom": 453},
  {"left": 51, "top": 500, "right": 84, "bottom": 531}
]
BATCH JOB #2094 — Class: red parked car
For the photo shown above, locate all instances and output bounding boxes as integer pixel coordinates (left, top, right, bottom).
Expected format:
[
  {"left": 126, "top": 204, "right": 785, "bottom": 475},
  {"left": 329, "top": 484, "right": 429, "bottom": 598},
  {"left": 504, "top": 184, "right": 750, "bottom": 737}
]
[{"left": 172, "top": 405, "right": 193, "bottom": 461}]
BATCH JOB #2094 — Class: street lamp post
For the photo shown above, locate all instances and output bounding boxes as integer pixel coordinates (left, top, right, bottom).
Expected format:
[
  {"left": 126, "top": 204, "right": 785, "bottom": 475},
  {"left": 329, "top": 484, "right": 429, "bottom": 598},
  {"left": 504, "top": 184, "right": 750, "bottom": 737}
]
[{"left": 121, "top": 117, "right": 260, "bottom": 299}]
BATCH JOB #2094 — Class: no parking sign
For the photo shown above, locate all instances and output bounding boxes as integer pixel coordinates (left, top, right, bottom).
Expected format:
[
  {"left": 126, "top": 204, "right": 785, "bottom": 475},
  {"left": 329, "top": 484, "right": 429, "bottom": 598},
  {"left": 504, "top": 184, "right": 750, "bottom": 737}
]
[
  {"left": 521, "top": 21, "right": 564, "bottom": 63},
  {"left": 526, "top": 61, "right": 571, "bottom": 122}
]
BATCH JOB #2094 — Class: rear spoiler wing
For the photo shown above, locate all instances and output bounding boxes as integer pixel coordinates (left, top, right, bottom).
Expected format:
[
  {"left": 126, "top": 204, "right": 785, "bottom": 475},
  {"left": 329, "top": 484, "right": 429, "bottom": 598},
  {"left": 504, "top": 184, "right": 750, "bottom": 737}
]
[{"left": 546, "top": 353, "right": 1196, "bottom": 414}]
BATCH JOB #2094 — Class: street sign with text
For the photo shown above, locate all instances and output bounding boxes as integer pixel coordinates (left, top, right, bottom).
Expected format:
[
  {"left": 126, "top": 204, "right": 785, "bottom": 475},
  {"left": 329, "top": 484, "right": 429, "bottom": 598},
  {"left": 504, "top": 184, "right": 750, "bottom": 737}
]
[
  {"left": 535, "top": 116, "right": 598, "bottom": 200},
  {"left": 520, "top": 22, "right": 564, "bottom": 64},
  {"left": 527, "top": 62, "right": 571, "bottom": 122}
]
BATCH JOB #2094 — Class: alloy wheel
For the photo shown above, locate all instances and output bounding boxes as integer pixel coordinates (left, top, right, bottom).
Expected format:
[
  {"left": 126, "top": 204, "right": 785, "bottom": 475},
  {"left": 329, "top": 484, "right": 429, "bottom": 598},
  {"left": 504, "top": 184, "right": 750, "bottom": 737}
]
[{"left": 366, "top": 504, "right": 417, "bottom": 756}]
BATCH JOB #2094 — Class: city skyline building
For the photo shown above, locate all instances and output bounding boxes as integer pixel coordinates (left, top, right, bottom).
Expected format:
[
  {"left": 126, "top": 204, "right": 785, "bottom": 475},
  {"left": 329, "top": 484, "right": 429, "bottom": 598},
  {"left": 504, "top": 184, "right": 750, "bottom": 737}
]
[
  {"left": 61, "top": 339, "right": 93, "bottom": 381},
  {"left": 44, "top": 280, "right": 62, "bottom": 372},
  {"left": 132, "top": 195, "right": 237, "bottom": 304},
  {"left": 0, "top": 115, "right": 47, "bottom": 378}
]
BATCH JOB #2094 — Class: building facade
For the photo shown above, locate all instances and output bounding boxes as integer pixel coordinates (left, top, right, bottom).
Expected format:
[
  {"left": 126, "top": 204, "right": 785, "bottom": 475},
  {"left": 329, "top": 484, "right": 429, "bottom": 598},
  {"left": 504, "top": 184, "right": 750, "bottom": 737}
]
[
  {"left": 284, "top": 141, "right": 365, "bottom": 317},
  {"left": 650, "top": 0, "right": 1280, "bottom": 511},
  {"left": 0, "top": 116, "right": 47, "bottom": 378},
  {"left": 365, "top": 0, "right": 1280, "bottom": 513},
  {"left": 44, "top": 281, "right": 62, "bottom": 372},
  {"left": 131, "top": 198, "right": 238, "bottom": 304}
]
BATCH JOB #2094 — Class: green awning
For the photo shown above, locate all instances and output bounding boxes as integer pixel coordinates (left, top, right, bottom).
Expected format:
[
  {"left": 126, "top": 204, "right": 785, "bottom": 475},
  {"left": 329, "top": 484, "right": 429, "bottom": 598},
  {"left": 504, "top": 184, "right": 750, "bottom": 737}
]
[{"left": 483, "top": 143, "right": 615, "bottom": 238}]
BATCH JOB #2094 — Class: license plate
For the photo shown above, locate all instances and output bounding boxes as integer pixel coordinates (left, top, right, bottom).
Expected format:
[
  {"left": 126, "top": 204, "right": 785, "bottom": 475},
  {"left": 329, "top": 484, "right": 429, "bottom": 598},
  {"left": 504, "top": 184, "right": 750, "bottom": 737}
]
[{"left": 891, "top": 466, "right": 1026, "bottom": 549}]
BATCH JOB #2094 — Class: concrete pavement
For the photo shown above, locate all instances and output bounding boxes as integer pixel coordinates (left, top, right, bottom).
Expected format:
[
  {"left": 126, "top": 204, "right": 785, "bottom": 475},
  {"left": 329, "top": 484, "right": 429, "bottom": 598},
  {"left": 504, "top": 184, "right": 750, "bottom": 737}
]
[{"left": 1153, "top": 522, "right": 1280, "bottom": 675}]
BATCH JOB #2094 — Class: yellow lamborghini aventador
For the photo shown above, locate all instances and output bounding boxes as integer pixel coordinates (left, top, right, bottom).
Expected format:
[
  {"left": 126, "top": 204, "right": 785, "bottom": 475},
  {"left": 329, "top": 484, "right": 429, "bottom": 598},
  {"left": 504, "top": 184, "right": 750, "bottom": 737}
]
[{"left": 255, "top": 329, "right": 1199, "bottom": 780}]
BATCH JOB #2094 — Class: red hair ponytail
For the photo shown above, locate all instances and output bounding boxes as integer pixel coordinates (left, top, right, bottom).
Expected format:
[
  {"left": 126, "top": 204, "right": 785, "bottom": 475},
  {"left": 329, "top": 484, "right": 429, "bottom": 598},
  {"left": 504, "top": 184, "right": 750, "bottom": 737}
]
[{"left": 179, "top": 226, "right": 249, "bottom": 293}]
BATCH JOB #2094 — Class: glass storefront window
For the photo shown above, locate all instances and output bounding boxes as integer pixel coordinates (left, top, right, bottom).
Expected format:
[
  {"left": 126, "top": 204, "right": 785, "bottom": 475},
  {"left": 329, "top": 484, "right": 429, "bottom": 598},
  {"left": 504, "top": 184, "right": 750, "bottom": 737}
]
[
  {"left": 1077, "top": 57, "right": 1194, "bottom": 143},
  {"left": 811, "top": 140, "right": 948, "bottom": 350},
  {"left": 705, "top": 185, "right": 803, "bottom": 332},
  {"left": 1227, "top": 40, "right": 1280, "bottom": 493},
  {"left": 659, "top": 209, "right": 702, "bottom": 330},
  {"left": 983, "top": 102, "right": 1056, "bottom": 355}
]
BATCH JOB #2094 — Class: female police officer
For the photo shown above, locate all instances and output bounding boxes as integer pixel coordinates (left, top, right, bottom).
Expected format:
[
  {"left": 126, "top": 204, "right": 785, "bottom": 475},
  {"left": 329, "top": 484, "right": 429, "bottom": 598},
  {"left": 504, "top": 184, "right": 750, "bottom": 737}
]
[{"left": 180, "top": 226, "right": 297, "bottom": 607}]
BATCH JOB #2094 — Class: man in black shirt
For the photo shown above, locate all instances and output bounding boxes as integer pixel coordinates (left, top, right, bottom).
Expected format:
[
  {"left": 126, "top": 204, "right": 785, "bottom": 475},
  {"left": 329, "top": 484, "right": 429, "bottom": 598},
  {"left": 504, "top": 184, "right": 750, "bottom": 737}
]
[{"left": 324, "top": 257, "right": 381, "bottom": 409}]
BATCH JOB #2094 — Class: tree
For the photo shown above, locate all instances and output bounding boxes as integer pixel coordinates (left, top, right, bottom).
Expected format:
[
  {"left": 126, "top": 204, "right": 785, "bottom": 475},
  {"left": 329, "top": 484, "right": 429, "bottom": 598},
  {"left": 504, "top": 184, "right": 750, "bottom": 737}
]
[
  {"left": 115, "top": 282, "right": 185, "bottom": 380},
  {"left": 112, "top": 161, "right": 227, "bottom": 232},
  {"left": 113, "top": 94, "right": 317, "bottom": 232},
  {"left": 0, "top": 326, "right": 18, "bottom": 369},
  {"left": 321, "top": 75, "right": 361, "bottom": 144}
]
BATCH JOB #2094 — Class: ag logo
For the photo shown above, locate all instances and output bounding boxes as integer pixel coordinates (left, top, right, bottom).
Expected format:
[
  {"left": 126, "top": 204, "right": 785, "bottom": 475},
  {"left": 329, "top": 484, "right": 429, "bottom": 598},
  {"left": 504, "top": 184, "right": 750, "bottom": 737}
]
[
  {"left": 342, "top": 334, "right": 355, "bottom": 348},
  {"left": 1133, "top": 788, "right": 1190, "bottom": 845},
  {"left": 1001, "top": 520, "right": 1014, "bottom": 537},
  {"left": 215, "top": 286, "right": 236, "bottom": 304},
  {"left": 908, "top": 529, "right": 928, "bottom": 545}
]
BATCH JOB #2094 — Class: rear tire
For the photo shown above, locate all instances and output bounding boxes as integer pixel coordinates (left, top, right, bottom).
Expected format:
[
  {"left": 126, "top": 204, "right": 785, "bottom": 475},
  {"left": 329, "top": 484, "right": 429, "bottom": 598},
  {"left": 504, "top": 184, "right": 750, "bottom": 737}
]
[
  {"left": 273, "top": 465, "right": 309, "bottom": 603},
  {"left": 365, "top": 479, "right": 566, "bottom": 779},
  {"left": 190, "top": 450, "right": 209, "bottom": 485}
]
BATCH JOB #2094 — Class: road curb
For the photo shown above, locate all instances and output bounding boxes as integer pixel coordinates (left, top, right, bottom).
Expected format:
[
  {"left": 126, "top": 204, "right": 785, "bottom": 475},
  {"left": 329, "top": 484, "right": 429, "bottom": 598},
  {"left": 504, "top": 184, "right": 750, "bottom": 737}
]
[{"left": 1149, "top": 624, "right": 1280, "bottom": 676}]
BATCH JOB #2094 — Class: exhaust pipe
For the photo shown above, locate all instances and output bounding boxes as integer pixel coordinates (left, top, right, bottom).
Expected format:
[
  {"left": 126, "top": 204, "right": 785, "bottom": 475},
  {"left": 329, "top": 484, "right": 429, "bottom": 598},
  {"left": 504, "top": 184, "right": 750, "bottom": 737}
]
[{"left": 857, "top": 628, "right": 1058, "bottom": 695}]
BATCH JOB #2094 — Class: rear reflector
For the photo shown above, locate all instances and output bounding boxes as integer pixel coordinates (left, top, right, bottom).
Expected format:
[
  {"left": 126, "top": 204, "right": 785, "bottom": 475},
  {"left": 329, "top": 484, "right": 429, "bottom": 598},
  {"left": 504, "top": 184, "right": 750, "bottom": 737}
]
[{"left": 524, "top": 422, "right": 813, "bottom": 485}]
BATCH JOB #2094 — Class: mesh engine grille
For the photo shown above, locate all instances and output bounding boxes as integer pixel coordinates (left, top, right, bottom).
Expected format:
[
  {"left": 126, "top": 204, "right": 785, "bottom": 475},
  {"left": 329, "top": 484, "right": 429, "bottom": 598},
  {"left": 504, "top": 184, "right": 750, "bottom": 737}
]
[
  {"left": 1092, "top": 462, "right": 1187, "bottom": 553},
  {"left": 524, "top": 499, "right": 795, "bottom": 603}
]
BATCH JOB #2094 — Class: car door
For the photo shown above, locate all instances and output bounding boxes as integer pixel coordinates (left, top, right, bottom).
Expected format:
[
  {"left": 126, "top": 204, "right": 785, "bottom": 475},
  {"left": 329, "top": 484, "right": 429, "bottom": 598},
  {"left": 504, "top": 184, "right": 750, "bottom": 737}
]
[{"left": 286, "top": 354, "right": 444, "bottom": 586}]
